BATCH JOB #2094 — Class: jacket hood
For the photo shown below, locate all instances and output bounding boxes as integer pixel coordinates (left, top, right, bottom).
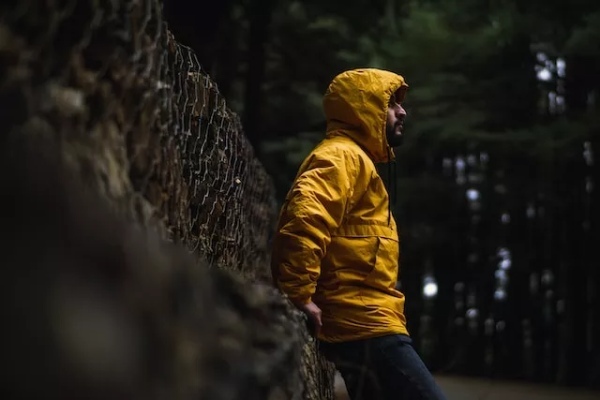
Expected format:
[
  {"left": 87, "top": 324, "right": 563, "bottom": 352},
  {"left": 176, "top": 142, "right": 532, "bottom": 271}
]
[{"left": 323, "top": 68, "right": 408, "bottom": 163}]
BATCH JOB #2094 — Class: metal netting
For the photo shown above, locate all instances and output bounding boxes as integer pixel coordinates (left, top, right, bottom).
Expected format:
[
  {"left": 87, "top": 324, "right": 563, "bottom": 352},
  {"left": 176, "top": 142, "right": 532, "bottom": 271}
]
[
  {"left": 0, "top": 0, "right": 276, "bottom": 278},
  {"left": 0, "top": 0, "right": 334, "bottom": 398}
]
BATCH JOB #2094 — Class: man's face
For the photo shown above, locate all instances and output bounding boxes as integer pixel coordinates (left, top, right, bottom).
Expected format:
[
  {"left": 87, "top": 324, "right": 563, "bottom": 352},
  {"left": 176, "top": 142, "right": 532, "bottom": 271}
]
[{"left": 386, "top": 93, "right": 407, "bottom": 148}]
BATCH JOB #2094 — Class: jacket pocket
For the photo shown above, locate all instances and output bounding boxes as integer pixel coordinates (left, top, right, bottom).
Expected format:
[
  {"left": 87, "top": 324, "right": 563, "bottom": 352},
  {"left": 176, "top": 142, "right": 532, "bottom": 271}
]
[
  {"left": 322, "top": 234, "right": 378, "bottom": 289},
  {"left": 363, "top": 235, "right": 399, "bottom": 290},
  {"left": 323, "top": 224, "right": 399, "bottom": 289}
]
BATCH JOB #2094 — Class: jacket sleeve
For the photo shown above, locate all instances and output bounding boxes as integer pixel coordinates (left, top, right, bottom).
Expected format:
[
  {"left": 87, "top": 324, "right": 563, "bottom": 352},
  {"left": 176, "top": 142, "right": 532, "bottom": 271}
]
[{"left": 272, "top": 148, "right": 357, "bottom": 306}]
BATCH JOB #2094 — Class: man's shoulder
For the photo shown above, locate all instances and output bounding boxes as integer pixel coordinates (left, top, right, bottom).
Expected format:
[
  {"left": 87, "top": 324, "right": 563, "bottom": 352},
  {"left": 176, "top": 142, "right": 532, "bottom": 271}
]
[{"left": 313, "top": 136, "right": 369, "bottom": 161}]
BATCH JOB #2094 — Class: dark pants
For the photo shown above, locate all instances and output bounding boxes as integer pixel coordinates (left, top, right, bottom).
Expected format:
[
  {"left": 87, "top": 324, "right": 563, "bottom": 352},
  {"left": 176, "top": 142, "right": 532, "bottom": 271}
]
[{"left": 320, "top": 334, "right": 447, "bottom": 400}]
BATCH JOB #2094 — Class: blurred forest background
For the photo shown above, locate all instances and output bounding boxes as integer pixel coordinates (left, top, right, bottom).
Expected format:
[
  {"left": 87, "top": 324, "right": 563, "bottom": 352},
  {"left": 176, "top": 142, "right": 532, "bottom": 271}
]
[{"left": 165, "top": 0, "right": 600, "bottom": 389}]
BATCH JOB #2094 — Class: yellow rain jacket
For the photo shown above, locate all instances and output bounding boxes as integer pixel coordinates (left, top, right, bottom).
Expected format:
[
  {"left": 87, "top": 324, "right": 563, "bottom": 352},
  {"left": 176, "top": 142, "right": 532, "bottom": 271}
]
[{"left": 271, "top": 68, "right": 409, "bottom": 342}]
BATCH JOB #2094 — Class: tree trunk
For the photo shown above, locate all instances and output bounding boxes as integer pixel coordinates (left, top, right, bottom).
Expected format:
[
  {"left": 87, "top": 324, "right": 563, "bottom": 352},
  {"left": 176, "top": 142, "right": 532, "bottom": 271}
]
[{"left": 242, "top": 0, "right": 274, "bottom": 156}]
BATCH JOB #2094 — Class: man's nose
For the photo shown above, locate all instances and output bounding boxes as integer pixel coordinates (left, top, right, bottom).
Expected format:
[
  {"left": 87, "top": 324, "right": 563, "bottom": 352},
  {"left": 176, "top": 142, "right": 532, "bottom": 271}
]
[{"left": 397, "top": 105, "right": 407, "bottom": 117}]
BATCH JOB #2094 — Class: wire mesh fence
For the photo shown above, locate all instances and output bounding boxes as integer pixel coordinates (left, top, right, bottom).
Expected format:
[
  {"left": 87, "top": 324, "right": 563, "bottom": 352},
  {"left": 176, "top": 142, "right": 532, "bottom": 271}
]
[
  {"left": 1, "top": 0, "right": 276, "bottom": 278},
  {"left": 0, "top": 0, "right": 334, "bottom": 398},
  {"left": 147, "top": 33, "right": 277, "bottom": 278}
]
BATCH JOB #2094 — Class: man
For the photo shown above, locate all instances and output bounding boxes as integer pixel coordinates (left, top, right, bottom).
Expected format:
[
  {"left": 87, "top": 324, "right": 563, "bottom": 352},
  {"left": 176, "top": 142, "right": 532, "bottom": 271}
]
[{"left": 270, "top": 68, "right": 447, "bottom": 400}]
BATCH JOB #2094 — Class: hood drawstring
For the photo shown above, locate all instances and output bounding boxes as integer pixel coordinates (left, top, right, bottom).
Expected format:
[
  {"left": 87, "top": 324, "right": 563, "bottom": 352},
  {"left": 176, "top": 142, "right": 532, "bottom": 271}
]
[{"left": 387, "top": 147, "right": 396, "bottom": 226}]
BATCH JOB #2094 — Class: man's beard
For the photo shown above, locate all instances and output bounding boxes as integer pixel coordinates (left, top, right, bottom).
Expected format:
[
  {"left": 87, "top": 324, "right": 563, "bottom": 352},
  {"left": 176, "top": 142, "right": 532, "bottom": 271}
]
[{"left": 386, "top": 123, "right": 404, "bottom": 148}]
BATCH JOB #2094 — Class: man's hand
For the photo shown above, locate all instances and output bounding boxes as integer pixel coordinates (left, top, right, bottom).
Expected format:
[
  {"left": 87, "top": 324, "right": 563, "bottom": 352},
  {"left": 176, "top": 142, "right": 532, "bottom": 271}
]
[{"left": 300, "top": 301, "right": 322, "bottom": 336}]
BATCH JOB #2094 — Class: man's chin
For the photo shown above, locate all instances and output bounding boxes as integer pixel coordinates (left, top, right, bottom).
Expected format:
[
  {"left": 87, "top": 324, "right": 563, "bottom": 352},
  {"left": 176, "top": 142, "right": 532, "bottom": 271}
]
[
  {"left": 388, "top": 134, "right": 404, "bottom": 148},
  {"left": 386, "top": 127, "right": 404, "bottom": 148}
]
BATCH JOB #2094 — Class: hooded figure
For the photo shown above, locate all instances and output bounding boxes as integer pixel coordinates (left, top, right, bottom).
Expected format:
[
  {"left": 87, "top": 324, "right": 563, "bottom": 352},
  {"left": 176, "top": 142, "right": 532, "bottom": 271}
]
[
  {"left": 271, "top": 68, "right": 408, "bottom": 342},
  {"left": 271, "top": 69, "right": 447, "bottom": 400}
]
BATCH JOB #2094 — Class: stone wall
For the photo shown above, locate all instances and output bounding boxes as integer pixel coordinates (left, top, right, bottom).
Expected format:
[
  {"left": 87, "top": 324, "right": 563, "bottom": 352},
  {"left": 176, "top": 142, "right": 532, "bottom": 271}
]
[{"left": 0, "top": 0, "right": 335, "bottom": 398}]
